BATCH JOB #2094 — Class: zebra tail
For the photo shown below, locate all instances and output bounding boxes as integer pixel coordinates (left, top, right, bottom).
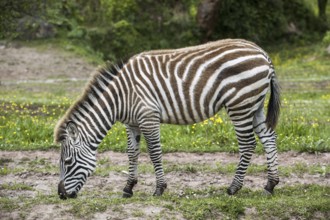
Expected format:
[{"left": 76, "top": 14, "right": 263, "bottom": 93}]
[{"left": 266, "top": 70, "right": 281, "bottom": 130}]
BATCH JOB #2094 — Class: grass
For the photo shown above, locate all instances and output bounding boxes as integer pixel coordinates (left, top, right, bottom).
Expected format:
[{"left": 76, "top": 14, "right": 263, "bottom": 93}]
[
  {"left": 0, "top": 93, "right": 329, "bottom": 152},
  {"left": 0, "top": 183, "right": 34, "bottom": 191},
  {"left": 1, "top": 184, "right": 329, "bottom": 219},
  {"left": 271, "top": 43, "right": 330, "bottom": 153},
  {"left": 1, "top": 143, "right": 329, "bottom": 219}
]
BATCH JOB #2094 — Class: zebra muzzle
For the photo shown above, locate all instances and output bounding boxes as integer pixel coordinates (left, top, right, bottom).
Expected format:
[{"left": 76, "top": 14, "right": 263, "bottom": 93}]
[
  {"left": 58, "top": 180, "right": 78, "bottom": 200},
  {"left": 58, "top": 180, "right": 67, "bottom": 200}
]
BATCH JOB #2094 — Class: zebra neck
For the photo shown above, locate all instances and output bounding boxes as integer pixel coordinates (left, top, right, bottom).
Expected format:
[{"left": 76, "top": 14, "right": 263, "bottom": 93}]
[
  {"left": 70, "top": 62, "right": 131, "bottom": 148},
  {"left": 72, "top": 88, "right": 118, "bottom": 148},
  {"left": 70, "top": 113, "right": 113, "bottom": 149}
]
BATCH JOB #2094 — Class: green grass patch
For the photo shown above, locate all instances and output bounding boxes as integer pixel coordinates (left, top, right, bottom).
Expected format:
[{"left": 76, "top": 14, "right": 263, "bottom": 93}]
[
  {"left": 270, "top": 42, "right": 330, "bottom": 81},
  {"left": 1, "top": 185, "right": 329, "bottom": 219},
  {"left": 0, "top": 197, "right": 20, "bottom": 212},
  {"left": 0, "top": 157, "right": 57, "bottom": 176},
  {"left": 0, "top": 94, "right": 329, "bottom": 152},
  {"left": 0, "top": 166, "right": 23, "bottom": 176},
  {"left": 0, "top": 158, "right": 13, "bottom": 166},
  {"left": 0, "top": 182, "right": 34, "bottom": 191}
]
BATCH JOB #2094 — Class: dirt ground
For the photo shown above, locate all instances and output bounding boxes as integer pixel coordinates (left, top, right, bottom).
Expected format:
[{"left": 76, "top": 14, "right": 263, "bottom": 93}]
[
  {"left": 1, "top": 43, "right": 329, "bottom": 219},
  {"left": 0, "top": 150, "right": 329, "bottom": 219},
  {"left": 0, "top": 41, "right": 94, "bottom": 82},
  {"left": 1, "top": 150, "right": 330, "bottom": 194}
]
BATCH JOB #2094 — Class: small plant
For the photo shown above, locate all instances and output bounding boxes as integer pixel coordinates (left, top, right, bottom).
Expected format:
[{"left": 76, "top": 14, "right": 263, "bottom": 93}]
[
  {"left": 0, "top": 183, "right": 34, "bottom": 191},
  {"left": 322, "top": 31, "right": 330, "bottom": 45}
]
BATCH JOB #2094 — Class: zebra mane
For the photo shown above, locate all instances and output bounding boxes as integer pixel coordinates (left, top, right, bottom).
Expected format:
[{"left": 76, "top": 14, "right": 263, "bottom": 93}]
[{"left": 54, "top": 60, "right": 126, "bottom": 144}]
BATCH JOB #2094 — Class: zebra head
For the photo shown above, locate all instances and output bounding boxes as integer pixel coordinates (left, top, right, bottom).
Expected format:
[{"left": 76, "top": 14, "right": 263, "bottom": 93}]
[{"left": 57, "top": 121, "right": 96, "bottom": 199}]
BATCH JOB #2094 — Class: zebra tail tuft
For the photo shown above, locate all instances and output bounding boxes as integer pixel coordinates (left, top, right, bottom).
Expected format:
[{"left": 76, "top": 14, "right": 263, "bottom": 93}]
[{"left": 266, "top": 71, "right": 281, "bottom": 130}]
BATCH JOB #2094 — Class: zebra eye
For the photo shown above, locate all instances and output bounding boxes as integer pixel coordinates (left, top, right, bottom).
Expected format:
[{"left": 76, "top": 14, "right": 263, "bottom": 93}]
[
  {"left": 67, "top": 122, "right": 78, "bottom": 141},
  {"left": 64, "top": 157, "right": 73, "bottom": 165}
]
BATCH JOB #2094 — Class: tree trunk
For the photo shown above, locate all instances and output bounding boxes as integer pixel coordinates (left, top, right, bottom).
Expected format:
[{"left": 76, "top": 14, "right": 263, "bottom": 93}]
[
  {"left": 197, "top": 0, "right": 221, "bottom": 42},
  {"left": 318, "top": 0, "right": 327, "bottom": 20}
]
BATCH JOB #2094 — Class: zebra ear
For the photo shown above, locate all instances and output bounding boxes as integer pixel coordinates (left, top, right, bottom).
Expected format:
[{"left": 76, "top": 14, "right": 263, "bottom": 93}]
[{"left": 67, "top": 122, "right": 78, "bottom": 140}]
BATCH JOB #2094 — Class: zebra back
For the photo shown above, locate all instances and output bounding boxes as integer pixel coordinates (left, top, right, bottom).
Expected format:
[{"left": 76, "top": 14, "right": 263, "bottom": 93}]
[{"left": 125, "top": 39, "right": 275, "bottom": 124}]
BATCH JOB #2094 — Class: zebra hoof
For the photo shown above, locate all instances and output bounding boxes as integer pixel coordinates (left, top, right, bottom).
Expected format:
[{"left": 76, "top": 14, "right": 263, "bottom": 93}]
[
  {"left": 264, "top": 179, "right": 279, "bottom": 195},
  {"left": 227, "top": 185, "right": 241, "bottom": 195},
  {"left": 122, "top": 179, "right": 138, "bottom": 198},
  {"left": 263, "top": 189, "right": 273, "bottom": 196},
  {"left": 264, "top": 186, "right": 274, "bottom": 195},
  {"left": 227, "top": 188, "right": 236, "bottom": 195},
  {"left": 123, "top": 186, "right": 134, "bottom": 198},
  {"left": 153, "top": 183, "right": 167, "bottom": 196},
  {"left": 123, "top": 191, "right": 133, "bottom": 198}
]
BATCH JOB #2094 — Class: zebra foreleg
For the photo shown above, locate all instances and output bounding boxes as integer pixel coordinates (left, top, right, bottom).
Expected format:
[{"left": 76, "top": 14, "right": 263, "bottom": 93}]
[
  {"left": 253, "top": 110, "right": 279, "bottom": 194},
  {"left": 228, "top": 119, "right": 256, "bottom": 195},
  {"left": 140, "top": 121, "right": 167, "bottom": 196},
  {"left": 123, "top": 126, "right": 141, "bottom": 198}
]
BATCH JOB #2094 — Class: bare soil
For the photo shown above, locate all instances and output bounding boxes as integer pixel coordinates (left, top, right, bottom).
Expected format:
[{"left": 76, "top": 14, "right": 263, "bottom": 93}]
[
  {"left": 1, "top": 150, "right": 329, "bottom": 194},
  {"left": 0, "top": 150, "right": 329, "bottom": 219},
  {"left": 0, "top": 43, "right": 329, "bottom": 219},
  {"left": 0, "top": 42, "right": 94, "bottom": 82}
]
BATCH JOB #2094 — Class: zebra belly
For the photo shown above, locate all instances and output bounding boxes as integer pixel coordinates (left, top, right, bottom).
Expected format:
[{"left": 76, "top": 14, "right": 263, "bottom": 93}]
[
  {"left": 160, "top": 116, "right": 210, "bottom": 125},
  {"left": 160, "top": 96, "right": 222, "bottom": 125}
]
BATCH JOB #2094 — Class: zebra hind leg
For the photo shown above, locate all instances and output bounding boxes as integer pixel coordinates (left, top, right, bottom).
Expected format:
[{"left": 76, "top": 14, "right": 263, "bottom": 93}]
[
  {"left": 123, "top": 126, "right": 141, "bottom": 198},
  {"left": 227, "top": 117, "right": 257, "bottom": 195},
  {"left": 253, "top": 108, "right": 279, "bottom": 194}
]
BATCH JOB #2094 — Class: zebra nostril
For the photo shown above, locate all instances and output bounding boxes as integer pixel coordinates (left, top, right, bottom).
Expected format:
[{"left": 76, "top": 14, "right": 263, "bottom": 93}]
[
  {"left": 58, "top": 180, "right": 67, "bottom": 199},
  {"left": 59, "top": 193, "right": 67, "bottom": 200}
]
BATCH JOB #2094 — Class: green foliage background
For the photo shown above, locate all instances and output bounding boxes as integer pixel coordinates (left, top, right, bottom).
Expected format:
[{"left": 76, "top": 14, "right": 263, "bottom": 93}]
[
  {"left": 214, "top": 0, "right": 321, "bottom": 41},
  {"left": 1, "top": 0, "right": 329, "bottom": 60}
]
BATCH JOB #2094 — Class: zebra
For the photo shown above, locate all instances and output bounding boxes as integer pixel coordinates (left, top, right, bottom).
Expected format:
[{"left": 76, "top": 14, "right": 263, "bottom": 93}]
[{"left": 55, "top": 39, "right": 280, "bottom": 199}]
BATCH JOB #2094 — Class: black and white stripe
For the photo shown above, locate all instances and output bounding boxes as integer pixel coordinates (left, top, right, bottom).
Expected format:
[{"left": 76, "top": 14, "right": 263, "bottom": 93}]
[{"left": 55, "top": 39, "right": 280, "bottom": 199}]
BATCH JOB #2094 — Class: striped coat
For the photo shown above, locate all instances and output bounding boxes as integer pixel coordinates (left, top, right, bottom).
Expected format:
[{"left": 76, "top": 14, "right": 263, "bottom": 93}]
[{"left": 56, "top": 39, "right": 280, "bottom": 199}]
